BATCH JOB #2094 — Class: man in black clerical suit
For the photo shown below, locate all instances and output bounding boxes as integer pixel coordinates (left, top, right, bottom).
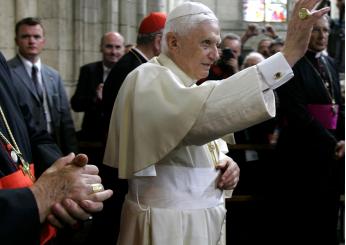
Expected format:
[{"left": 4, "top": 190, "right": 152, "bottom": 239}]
[
  {"left": 71, "top": 31, "right": 125, "bottom": 142},
  {"left": 102, "top": 12, "right": 167, "bottom": 129},
  {"left": 265, "top": 15, "right": 345, "bottom": 245},
  {"left": 0, "top": 51, "right": 113, "bottom": 245},
  {"left": 70, "top": 34, "right": 125, "bottom": 207}
]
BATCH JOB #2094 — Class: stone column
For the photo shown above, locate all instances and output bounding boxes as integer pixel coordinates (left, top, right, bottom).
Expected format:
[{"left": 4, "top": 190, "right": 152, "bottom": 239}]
[
  {"left": 15, "top": 0, "right": 37, "bottom": 20},
  {"left": 137, "top": 0, "right": 146, "bottom": 33},
  {"left": 0, "top": 1, "right": 16, "bottom": 58},
  {"left": 147, "top": 0, "right": 165, "bottom": 12},
  {"left": 119, "top": 0, "right": 138, "bottom": 44},
  {"left": 102, "top": 0, "right": 120, "bottom": 33}
]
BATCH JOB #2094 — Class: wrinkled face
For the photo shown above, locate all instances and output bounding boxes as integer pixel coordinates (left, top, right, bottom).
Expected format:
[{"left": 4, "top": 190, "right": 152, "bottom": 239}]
[
  {"left": 15, "top": 24, "right": 46, "bottom": 62},
  {"left": 222, "top": 38, "right": 241, "bottom": 58},
  {"left": 101, "top": 33, "right": 125, "bottom": 67},
  {"left": 308, "top": 17, "right": 329, "bottom": 52},
  {"left": 171, "top": 21, "right": 221, "bottom": 80}
]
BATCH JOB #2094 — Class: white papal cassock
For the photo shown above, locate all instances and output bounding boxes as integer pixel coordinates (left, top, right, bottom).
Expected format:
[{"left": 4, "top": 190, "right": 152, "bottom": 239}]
[{"left": 103, "top": 52, "right": 293, "bottom": 245}]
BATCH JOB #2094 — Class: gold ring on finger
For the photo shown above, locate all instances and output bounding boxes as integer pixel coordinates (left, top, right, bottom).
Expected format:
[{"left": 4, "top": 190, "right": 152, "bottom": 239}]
[
  {"left": 91, "top": 183, "right": 104, "bottom": 193},
  {"left": 298, "top": 8, "right": 311, "bottom": 20}
]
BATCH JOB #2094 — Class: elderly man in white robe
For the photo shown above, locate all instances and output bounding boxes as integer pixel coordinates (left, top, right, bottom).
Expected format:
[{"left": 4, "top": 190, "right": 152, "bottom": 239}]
[{"left": 103, "top": 1, "right": 330, "bottom": 244}]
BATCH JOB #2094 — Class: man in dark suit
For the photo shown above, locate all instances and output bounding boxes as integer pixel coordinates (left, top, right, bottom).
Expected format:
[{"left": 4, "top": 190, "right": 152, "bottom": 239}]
[
  {"left": 0, "top": 51, "right": 113, "bottom": 245},
  {"left": 103, "top": 12, "right": 167, "bottom": 127},
  {"left": 266, "top": 15, "right": 345, "bottom": 245},
  {"left": 7, "top": 17, "right": 78, "bottom": 156},
  {"left": 71, "top": 31, "right": 125, "bottom": 143}
]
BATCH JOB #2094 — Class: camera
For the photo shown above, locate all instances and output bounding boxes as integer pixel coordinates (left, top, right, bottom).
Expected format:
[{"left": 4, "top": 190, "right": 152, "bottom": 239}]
[{"left": 221, "top": 48, "right": 234, "bottom": 60}]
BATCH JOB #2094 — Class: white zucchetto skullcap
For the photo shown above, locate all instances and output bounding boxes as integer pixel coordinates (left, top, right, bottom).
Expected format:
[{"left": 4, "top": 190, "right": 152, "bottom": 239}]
[{"left": 167, "top": 2, "right": 216, "bottom": 22}]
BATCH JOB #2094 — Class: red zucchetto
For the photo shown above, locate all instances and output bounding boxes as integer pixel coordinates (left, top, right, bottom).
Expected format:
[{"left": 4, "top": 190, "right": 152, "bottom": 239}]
[{"left": 138, "top": 12, "right": 167, "bottom": 34}]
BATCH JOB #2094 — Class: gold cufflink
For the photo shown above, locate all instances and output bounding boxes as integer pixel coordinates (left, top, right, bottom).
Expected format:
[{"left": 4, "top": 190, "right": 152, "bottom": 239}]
[{"left": 274, "top": 72, "right": 282, "bottom": 80}]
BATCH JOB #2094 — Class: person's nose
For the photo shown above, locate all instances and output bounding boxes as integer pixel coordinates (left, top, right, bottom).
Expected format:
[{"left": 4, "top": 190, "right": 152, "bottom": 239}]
[
  {"left": 210, "top": 45, "right": 220, "bottom": 62},
  {"left": 28, "top": 36, "right": 36, "bottom": 43}
]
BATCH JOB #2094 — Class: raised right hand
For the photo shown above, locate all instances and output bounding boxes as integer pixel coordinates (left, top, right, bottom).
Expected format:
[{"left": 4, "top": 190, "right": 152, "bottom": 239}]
[{"left": 282, "top": 0, "right": 330, "bottom": 67}]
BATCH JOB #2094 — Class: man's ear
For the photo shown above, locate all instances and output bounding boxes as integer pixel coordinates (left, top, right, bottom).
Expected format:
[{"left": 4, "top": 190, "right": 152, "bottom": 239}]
[
  {"left": 154, "top": 33, "right": 162, "bottom": 50},
  {"left": 166, "top": 32, "right": 179, "bottom": 51}
]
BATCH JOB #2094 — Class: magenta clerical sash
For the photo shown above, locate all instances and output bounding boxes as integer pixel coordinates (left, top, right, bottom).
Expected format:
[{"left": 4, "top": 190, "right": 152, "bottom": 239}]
[{"left": 307, "top": 104, "right": 339, "bottom": 129}]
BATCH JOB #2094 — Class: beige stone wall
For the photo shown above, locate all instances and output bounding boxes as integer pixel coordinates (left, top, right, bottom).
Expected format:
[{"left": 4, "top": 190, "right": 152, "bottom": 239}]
[{"left": 0, "top": 0, "right": 292, "bottom": 130}]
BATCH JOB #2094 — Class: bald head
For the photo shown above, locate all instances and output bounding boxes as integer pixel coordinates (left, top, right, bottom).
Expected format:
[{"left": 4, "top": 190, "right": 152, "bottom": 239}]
[{"left": 100, "top": 32, "right": 125, "bottom": 67}]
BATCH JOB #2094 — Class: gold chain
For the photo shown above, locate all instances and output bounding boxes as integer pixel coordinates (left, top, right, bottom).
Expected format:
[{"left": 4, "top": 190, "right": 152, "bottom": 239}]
[
  {"left": 304, "top": 56, "right": 336, "bottom": 105},
  {"left": 0, "top": 105, "right": 34, "bottom": 180}
]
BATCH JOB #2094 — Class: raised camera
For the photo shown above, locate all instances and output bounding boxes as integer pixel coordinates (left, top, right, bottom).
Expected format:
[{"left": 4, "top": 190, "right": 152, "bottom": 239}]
[{"left": 222, "top": 48, "right": 234, "bottom": 60}]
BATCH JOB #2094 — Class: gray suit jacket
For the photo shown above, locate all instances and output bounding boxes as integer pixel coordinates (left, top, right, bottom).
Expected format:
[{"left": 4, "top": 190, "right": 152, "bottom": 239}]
[{"left": 7, "top": 55, "right": 78, "bottom": 154}]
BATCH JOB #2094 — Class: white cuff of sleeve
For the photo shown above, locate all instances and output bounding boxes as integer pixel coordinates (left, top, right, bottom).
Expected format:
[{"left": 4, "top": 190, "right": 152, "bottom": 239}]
[{"left": 257, "top": 52, "right": 294, "bottom": 90}]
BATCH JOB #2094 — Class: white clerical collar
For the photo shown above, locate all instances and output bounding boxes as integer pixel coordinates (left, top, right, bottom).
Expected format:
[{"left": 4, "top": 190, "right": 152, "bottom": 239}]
[
  {"left": 307, "top": 49, "right": 326, "bottom": 59},
  {"left": 103, "top": 64, "right": 110, "bottom": 71},
  {"left": 103, "top": 65, "right": 112, "bottom": 82},
  {"left": 132, "top": 47, "right": 149, "bottom": 61},
  {"left": 103, "top": 64, "right": 111, "bottom": 75},
  {"left": 314, "top": 52, "right": 322, "bottom": 58}
]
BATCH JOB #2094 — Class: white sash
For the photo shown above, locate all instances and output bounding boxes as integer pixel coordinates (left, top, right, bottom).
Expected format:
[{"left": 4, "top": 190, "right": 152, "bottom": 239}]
[{"left": 128, "top": 165, "right": 224, "bottom": 209}]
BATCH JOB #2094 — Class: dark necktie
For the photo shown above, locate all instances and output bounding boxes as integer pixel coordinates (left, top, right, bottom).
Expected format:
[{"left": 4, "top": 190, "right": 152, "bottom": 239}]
[{"left": 32, "top": 65, "right": 43, "bottom": 103}]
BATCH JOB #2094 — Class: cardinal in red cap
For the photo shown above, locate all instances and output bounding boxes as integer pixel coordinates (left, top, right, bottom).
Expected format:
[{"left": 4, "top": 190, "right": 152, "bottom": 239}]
[{"left": 138, "top": 12, "right": 167, "bottom": 34}]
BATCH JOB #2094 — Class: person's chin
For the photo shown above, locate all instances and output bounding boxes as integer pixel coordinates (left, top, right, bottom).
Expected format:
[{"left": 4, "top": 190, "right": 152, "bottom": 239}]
[{"left": 202, "top": 69, "right": 210, "bottom": 77}]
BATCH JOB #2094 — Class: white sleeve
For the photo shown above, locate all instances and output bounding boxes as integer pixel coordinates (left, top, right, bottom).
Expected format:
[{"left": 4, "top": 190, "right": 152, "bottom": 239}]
[
  {"left": 258, "top": 52, "right": 294, "bottom": 90},
  {"left": 184, "top": 53, "right": 293, "bottom": 145}
]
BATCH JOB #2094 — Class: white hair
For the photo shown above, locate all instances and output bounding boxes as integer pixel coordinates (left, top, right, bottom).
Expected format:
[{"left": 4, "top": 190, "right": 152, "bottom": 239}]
[{"left": 241, "top": 52, "right": 265, "bottom": 69}]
